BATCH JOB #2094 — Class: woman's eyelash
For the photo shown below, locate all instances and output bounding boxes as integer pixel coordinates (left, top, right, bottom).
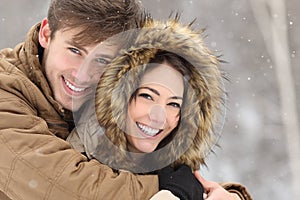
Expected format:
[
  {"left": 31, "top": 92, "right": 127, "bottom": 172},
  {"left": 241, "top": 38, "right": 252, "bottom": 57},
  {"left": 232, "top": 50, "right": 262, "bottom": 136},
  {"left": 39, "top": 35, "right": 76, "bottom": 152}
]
[
  {"left": 168, "top": 102, "right": 181, "bottom": 108},
  {"left": 138, "top": 93, "right": 152, "bottom": 100}
]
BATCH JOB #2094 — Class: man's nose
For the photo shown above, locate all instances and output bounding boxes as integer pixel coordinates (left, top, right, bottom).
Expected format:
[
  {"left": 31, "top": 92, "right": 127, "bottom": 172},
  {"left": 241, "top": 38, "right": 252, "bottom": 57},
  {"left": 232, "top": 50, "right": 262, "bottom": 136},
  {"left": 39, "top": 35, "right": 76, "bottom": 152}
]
[
  {"left": 76, "top": 61, "right": 103, "bottom": 83},
  {"left": 76, "top": 68, "right": 91, "bottom": 83},
  {"left": 149, "top": 104, "right": 166, "bottom": 129}
]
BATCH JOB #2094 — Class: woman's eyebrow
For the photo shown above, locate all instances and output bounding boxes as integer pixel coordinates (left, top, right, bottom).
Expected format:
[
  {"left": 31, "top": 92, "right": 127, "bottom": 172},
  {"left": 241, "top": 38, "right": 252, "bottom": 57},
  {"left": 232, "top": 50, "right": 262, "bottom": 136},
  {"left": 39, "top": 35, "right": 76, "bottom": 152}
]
[
  {"left": 139, "top": 86, "right": 183, "bottom": 100},
  {"left": 170, "top": 96, "right": 183, "bottom": 100},
  {"left": 139, "top": 86, "right": 160, "bottom": 96}
]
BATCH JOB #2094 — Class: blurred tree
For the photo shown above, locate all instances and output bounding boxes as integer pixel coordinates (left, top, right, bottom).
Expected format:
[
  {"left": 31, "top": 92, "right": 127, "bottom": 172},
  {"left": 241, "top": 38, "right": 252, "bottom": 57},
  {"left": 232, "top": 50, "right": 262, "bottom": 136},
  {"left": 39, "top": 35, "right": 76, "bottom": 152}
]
[{"left": 250, "top": 0, "right": 300, "bottom": 198}]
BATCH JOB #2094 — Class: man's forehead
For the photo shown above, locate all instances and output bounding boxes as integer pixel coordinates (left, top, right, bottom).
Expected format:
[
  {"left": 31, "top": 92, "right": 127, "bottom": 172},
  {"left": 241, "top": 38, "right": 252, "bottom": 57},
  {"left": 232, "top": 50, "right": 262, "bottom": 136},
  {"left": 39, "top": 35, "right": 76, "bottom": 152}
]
[
  {"left": 91, "top": 43, "right": 120, "bottom": 58},
  {"left": 59, "top": 26, "right": 121, "bottom": 48}
]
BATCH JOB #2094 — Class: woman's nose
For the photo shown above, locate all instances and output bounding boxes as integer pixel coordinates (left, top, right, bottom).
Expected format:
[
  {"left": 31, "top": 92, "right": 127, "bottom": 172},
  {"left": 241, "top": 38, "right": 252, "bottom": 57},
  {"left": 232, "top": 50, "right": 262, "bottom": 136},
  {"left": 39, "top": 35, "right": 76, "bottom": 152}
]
[{"left": 148, "top": 104, "right": 166, "bottom": 129}]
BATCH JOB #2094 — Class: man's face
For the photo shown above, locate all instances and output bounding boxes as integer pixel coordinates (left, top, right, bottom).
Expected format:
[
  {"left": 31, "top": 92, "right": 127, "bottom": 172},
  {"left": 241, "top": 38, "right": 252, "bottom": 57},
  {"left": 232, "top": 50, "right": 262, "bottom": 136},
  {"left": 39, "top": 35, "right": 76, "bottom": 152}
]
[{"left": 39, "top": 19, "right": 120, "bottom": 111}]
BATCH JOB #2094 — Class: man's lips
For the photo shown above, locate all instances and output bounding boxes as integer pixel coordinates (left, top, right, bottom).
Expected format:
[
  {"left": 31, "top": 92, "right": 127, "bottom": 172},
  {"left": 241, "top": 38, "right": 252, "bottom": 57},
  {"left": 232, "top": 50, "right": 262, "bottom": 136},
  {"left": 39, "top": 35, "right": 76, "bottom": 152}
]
[{"left": 62, "top": 76, "right": 89, "bottom": 96}]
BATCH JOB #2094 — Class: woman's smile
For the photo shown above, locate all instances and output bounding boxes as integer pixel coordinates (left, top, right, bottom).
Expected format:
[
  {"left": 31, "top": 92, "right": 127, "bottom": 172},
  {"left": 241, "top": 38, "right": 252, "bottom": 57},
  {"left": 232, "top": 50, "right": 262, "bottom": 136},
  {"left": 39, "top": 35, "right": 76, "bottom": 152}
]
[{"left": 136, "top": 122, "right": 163, "bottom": 138}]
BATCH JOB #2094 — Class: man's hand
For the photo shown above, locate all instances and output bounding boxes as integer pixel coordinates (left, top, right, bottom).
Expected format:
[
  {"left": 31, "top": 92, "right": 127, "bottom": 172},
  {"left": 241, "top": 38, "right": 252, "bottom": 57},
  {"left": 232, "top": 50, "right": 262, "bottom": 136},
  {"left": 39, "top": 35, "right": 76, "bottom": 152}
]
[{"left": 194, "top": 171, "right": 241, "bottom": 200}]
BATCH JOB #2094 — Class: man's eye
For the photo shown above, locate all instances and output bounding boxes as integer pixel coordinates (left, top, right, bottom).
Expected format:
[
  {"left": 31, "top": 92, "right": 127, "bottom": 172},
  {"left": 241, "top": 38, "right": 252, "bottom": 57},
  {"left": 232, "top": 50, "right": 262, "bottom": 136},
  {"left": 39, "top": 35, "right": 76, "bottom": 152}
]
[
  {"left": 138, "top": 93, "right": 153, "bottom": 100},
  {"left": 95, "top": 57, "right": 110, "bottom": 65},
  {"left": 69, "top": 47, "right": 81, "bottom": 55}
]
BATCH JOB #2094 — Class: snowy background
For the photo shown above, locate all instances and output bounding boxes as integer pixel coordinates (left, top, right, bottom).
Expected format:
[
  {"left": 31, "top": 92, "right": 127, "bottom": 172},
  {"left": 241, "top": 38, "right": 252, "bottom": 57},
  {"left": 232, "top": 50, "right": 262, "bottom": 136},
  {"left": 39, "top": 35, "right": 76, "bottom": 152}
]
[{"left": 1, "top": 0, "right": 299, "bottom": 199}]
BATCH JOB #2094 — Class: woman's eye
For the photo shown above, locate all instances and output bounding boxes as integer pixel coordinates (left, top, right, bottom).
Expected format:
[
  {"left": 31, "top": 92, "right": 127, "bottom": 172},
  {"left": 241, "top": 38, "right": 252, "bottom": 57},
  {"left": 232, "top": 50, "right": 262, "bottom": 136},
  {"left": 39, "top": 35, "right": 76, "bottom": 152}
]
[
  {"left": 69, "top": 47, "right": 81, "bottom": 55},
  {"left": 168, "top": 102, "right": 181, "bottom": 108},
  {"left": 138, "top": 93, "right": 153, "bottom": 100}
]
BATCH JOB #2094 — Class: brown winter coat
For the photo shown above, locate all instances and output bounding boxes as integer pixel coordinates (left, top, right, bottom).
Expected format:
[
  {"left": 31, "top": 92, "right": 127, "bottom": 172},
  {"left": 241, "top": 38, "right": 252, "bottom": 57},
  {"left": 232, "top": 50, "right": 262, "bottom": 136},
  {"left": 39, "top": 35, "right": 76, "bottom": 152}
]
[{"left": 0, "top": 23, "right": 158, "bottom": 200}]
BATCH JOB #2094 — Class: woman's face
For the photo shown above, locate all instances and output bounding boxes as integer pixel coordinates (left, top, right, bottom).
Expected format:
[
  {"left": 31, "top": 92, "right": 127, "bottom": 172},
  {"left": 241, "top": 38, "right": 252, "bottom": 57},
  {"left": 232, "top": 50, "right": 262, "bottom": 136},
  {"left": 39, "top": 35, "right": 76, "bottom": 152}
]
[{"left": 126, "top": 62, "right": 184, "bottom": 153}]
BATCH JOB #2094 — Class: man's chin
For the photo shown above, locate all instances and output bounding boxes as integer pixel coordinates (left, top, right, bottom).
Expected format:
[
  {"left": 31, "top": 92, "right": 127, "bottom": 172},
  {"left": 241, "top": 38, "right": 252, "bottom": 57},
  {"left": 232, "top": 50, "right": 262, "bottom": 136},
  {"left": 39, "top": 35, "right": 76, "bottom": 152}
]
[
  {"left": 69, "top": 102, "right": 84, "bottom": 112},
  {"left": 59, "top": 100, "right": 82, "bottom": 112}
]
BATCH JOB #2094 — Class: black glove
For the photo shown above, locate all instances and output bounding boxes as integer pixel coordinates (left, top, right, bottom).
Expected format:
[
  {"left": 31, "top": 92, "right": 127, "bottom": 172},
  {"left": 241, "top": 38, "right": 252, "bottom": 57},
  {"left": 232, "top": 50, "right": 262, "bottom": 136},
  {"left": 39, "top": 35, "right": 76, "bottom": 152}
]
[{"left": 158, "top": 164, "right": 204, "bottom": 200}]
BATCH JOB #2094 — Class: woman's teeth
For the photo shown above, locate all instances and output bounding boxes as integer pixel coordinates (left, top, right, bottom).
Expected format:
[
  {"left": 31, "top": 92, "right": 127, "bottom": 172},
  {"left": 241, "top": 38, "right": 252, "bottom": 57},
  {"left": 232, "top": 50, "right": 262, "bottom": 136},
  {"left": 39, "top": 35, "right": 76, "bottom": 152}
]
[
  {"left": 64, "top": 79, "right": 86, "bottom": 92},
  {"left": 137, "top": 123, "right": 160, "bottom": 137}
]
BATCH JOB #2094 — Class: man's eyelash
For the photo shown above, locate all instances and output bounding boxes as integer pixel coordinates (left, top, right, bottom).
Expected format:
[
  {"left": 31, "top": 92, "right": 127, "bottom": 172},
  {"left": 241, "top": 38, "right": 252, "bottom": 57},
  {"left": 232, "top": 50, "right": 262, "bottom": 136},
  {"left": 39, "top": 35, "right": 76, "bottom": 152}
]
[
  {"left": 95, "top": 58, "right": 110, "bottom": 65},
  {"left": 69, "top": 47, "right": 81, "bottom": 55}
]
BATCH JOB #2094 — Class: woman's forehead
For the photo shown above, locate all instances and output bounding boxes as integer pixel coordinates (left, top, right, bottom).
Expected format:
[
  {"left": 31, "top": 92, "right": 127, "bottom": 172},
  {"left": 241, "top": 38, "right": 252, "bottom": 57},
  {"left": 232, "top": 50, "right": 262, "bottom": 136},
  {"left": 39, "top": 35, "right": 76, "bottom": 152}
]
[{"left": 140, "top": 63, "right": 184, "bottom": 96}]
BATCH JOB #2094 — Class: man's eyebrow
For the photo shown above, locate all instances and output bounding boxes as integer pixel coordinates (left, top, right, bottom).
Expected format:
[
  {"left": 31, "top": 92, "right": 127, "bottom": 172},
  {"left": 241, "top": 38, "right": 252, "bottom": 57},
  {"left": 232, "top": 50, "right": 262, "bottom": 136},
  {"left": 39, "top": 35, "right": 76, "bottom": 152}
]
[
  {"left": 66, "top": 40, "right": 116, "bottom": 60},
  {"left": 66, "top": 40, "right": 88, "bottom": 55},
  {"left": 93, "top": 53, "right": 115, "bottom": 60}
]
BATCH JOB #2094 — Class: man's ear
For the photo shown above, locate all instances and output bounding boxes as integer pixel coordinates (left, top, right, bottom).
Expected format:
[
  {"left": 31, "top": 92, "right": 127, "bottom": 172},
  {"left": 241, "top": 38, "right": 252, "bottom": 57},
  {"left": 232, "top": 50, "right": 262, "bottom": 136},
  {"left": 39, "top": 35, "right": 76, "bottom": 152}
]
[{"left": 39, "top": 18, "right": 51, "bottom": 48}]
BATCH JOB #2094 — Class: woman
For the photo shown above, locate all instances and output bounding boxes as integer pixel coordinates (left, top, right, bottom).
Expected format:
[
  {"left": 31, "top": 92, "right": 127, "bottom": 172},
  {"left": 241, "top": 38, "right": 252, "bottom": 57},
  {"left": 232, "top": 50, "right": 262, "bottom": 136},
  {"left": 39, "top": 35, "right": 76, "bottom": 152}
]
[
  {"left": 126, "top": 57, "right": 185, "bottom": 154},
  {"left": 69, "top": 16, "right": 252, "bottom": 200},
  {"left": 92, "top": 49, "right": 220, "bottom": 174}
]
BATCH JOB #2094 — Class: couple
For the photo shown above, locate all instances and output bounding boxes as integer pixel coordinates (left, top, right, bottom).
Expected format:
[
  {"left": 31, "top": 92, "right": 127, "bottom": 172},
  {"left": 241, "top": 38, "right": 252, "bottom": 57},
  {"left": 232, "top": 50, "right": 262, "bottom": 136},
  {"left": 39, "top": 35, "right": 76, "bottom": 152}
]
[{"left": 0, "top": 0, "right": 251, "bottom": 199}]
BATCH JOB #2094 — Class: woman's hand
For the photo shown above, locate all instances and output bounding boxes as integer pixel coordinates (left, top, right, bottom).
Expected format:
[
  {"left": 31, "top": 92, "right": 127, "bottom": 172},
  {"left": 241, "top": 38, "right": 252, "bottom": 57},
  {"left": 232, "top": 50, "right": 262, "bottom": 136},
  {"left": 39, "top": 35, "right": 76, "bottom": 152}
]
[{"left": 194, "top": 172, "right": 241, "bottom": 200}]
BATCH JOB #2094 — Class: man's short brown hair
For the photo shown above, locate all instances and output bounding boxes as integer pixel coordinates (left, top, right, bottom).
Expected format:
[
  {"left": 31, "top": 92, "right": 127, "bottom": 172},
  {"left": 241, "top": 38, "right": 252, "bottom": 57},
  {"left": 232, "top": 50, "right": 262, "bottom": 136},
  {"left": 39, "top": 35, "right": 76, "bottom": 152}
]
[{"left": 47, "top": 0, "right": 147, "bottom": 46}]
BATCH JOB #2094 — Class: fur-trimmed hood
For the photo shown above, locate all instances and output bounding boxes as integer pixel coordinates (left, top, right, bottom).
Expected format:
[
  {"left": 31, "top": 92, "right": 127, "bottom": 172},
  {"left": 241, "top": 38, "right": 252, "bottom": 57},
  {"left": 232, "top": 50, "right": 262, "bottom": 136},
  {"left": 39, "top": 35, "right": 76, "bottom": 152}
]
[{"left": 92, "top": 16, "right": 225, "bottom": 173}]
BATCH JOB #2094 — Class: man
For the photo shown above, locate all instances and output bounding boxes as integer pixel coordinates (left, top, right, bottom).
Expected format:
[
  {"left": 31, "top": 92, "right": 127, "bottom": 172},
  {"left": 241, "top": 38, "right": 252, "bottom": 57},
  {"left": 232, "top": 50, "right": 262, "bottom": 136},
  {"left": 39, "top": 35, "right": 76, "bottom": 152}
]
[{"left": 0, "top": 0, "right": 250, "bottom": 199}]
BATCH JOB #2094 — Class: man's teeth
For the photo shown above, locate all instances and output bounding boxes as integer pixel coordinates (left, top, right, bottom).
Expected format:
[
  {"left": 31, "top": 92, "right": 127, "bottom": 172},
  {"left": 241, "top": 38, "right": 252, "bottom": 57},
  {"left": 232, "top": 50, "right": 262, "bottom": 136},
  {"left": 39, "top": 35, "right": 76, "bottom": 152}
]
[
  {"left": 64, "top": 79, "right": 86, "bottom": 92},
  {"left": 137, "top": 123, "right": 160, "bottom": 136}
]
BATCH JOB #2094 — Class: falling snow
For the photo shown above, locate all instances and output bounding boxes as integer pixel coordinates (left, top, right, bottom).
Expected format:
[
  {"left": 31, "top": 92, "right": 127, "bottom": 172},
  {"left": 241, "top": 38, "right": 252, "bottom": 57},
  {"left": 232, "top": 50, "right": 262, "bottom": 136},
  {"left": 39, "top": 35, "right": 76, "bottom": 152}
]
[{"left": 0, "top": 0, "right": 299, "bottom": 199}]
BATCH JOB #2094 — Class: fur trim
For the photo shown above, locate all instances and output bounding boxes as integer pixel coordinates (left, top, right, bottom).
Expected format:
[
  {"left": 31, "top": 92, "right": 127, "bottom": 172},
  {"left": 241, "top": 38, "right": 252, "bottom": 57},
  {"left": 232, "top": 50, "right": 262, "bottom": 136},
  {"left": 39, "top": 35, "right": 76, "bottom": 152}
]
[{"left": 94, "top": 16, "right": 225, "bottom": 172}]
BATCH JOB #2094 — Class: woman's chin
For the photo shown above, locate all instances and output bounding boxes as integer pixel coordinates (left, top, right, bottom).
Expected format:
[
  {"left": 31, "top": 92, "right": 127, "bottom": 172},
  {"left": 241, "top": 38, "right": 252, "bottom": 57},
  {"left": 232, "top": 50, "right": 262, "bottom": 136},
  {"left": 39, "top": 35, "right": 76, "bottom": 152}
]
[{"left": 136, "top": 144, "right": 157, "bottom": 154}]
